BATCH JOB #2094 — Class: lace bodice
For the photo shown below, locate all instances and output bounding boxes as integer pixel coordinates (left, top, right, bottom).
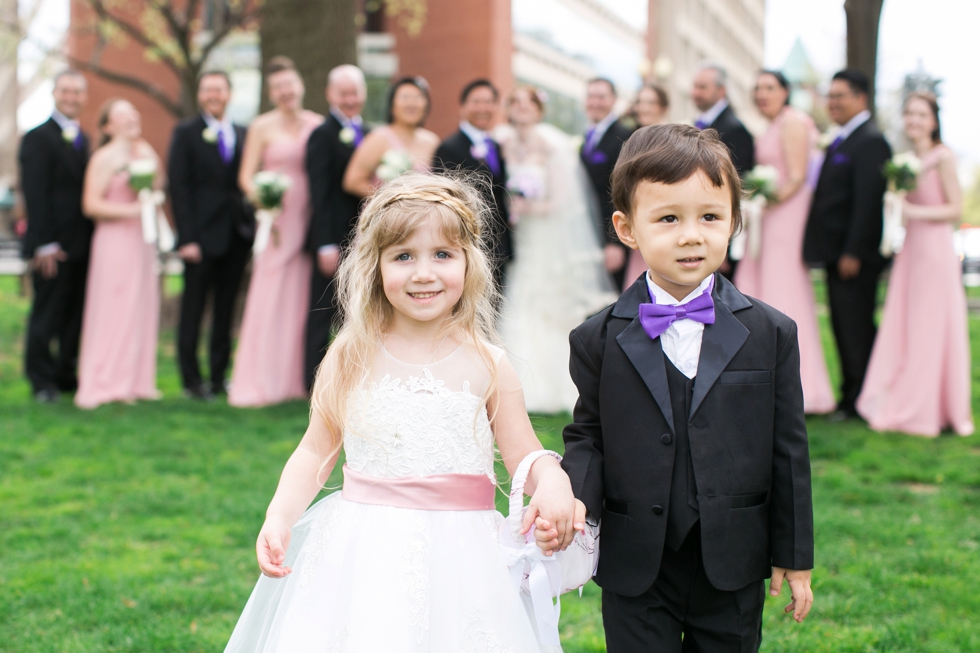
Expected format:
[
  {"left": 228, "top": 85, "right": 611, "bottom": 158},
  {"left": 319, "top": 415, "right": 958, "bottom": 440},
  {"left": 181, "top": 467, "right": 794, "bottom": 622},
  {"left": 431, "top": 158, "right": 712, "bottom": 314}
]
[{"left": 342, "top": 342, "right": 501, "bottom": 480}]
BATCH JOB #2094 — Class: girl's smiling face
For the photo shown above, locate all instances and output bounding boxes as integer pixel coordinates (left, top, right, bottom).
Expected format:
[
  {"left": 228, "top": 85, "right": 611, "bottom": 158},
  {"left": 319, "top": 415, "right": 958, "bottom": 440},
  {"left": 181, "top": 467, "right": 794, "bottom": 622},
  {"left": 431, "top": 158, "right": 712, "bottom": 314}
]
[
  {"left": 613, "top": 170, "right": 733, "bottom": 301},
  {"left": 380, "top": 215, "right": 467, "bottom": 329}
]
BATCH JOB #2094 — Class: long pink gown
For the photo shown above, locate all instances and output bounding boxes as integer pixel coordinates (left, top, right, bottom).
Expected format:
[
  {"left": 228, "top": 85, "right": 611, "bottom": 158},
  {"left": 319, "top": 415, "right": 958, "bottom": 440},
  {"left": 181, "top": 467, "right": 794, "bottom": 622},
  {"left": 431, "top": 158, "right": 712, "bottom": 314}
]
[
  {"left": 734, "top": 107, "right": 836, "bottom": 414},
  {"left": 75, "top": 172, "right": 160, "bottom": 409},
  {"left": 229, "top": 125, "right": 315, "bottom": 407},
  {"left": 856, "top": 146, "right": 974, "bottom": 436}
]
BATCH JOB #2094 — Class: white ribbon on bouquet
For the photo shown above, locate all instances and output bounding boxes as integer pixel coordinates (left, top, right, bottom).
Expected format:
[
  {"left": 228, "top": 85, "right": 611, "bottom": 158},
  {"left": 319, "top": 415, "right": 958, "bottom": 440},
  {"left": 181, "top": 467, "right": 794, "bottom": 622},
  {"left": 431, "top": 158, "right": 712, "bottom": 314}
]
[
  {"left": 137, "top": 188, "right": 173, "bottom": 251},
  {"left": 252, "top": 208, "right": 280, "bottom": 255},
  {"left": 880, "top": 190, "right": 907, "bottom": 257},
  {"left": 731, "top": 196, "right": 766, "bottom": 262}
]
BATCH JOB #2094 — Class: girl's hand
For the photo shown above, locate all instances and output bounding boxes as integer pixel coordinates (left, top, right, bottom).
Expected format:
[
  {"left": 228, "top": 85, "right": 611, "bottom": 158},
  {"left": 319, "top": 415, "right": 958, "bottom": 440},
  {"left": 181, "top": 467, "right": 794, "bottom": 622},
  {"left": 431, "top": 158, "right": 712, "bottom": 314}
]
[
  {"left": 533, "top": 499, "right": 587, "bottom": 556},
  {"left": 256, "top": 516, "right": 293, "bottom": 578},
  {"left": 520, "top": 461, "right": 580, "bottom": 552}
]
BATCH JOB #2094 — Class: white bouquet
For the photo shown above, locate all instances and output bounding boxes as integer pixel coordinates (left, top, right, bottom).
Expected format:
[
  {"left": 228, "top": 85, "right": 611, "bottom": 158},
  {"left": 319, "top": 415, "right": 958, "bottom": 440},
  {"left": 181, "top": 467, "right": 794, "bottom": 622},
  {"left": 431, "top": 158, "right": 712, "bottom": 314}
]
[
  {"left": 252, "top": 171, "right": 292, "bottom": 254},
  {"left": 732, "top": 165, "right": 779, "bottom": 261},
  {"left": 742, "top": 164, "right": 780, "bottom": 204},
  {"left": 128, "top": 158, "right": 169, "bottom": 247},
  {"left": 880, "top": 152, "right": 922, "bottom": 257},
  {"left": 375, "top": 150, "right": 412, "bottom": 182}
]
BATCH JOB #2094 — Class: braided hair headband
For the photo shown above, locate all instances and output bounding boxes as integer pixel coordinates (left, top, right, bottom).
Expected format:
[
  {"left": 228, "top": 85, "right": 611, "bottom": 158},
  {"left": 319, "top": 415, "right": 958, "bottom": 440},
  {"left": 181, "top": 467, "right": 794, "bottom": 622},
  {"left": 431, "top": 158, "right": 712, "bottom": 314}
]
[{"left": 361, "top": 189, "right": 481, "bottom": 243}]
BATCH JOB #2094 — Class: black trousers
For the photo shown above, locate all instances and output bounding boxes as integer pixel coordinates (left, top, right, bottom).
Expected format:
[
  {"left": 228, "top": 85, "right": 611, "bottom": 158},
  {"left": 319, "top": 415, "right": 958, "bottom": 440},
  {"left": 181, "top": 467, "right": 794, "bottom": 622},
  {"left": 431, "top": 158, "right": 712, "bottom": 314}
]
[
  {"left": 177, "top": 238, "right": 250, "bottom": 391},
  {"left": 305, "top": 264, "right": 339, "bottom": 391},
  {"left": 25, "top": 259, "right": 89, "bottom": 394},
  {"left": 602, "top": 525, "right": 765, "bottom": 653},
  {"left": 825, "top": 261, "right": 883, "bottom": 413}
]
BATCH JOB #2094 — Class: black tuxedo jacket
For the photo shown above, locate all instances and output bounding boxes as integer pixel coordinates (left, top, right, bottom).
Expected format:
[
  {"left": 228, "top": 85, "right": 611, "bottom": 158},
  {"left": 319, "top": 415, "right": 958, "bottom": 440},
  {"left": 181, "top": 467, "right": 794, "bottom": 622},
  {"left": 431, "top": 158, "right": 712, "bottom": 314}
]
[
  {"left": 19, "top": 118, "right": 92, "bottom": 260},
  {"left": 562, "top": 273, "right": 814, "bottom": 595},
  {"left": 804, "top": 118, "right": 892, "bottom": 265},
  {"left": 433, "top": 131, "right": 512, "bottom": 262},
  {"left": 167, "top": 115, "right": 252, "bottom": 258},
  {"left": 707, "top": 105, "right": 755, "bottom": 176},
  {"left": 305, "top": 114, "right": 368, "bottom": 253},
  {"left": 580, "top": 119, "right": 634, "bottom": 245}
]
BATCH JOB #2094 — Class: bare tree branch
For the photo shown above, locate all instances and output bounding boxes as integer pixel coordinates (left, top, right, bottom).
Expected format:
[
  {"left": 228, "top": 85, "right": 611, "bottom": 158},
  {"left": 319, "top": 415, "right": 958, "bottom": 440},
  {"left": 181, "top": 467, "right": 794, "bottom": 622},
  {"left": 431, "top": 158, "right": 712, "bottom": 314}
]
[
  {"left": 86, "top": 0, "right": 185, "bottom": 75},
  {"left": 67, "top": 54, "right": 184, "bottom": 117}
]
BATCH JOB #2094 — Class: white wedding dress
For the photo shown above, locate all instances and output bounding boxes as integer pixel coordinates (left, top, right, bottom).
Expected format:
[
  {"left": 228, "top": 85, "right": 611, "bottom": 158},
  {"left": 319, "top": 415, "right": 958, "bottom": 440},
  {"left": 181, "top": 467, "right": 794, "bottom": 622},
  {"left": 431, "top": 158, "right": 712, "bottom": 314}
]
[
  {"left": 497, "top": 123, "right": 618, "bottom": 414},
  {"left": 224, "top": 344, "right": 551, "bottom": 653}
]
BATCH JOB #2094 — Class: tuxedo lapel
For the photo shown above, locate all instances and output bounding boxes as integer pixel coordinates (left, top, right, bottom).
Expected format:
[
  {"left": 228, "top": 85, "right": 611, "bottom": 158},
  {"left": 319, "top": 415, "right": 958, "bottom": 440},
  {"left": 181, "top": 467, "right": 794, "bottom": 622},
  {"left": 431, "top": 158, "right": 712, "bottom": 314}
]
[
  {"left": 47, "top": 119, "right": 86, "bottom": 180},
  {"left": 690, "top": 276, "right": 750, "bottom": 417}
]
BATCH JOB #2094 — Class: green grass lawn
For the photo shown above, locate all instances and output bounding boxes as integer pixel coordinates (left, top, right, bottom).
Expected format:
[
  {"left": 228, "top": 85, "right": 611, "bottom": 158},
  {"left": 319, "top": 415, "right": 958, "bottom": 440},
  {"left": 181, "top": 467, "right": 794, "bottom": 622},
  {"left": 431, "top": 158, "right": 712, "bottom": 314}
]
[{"left": 2, "top": 275, "right": 979, "bottom": 652}]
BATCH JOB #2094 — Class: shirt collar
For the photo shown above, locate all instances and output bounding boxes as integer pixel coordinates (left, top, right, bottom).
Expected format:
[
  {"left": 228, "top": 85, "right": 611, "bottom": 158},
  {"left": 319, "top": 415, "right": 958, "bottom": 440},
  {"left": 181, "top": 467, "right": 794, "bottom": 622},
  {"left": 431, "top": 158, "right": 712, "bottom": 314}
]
[
  {"left": 697, "top": 98, "right": 729, "bottom": 127},
  {"left": 646, "top": 273, "right": 714, "bottom": 307},
  {"left": 459, "top": 121, "right": 488, "bottom": 144},
  {"left": 202, "top": 112, "right": 230, "bottom": 130},
  {"left": 331, "top": 107, "right": 362, "bottom": 128},
  {"left": 51, "top": 109, "right": 78, "bottom": 130},
  {"left": 588, "top": 111, "right": 618, "bottom": 134},
  {"left": 837, "top": 110, "right": 871, "bottom": 142}
]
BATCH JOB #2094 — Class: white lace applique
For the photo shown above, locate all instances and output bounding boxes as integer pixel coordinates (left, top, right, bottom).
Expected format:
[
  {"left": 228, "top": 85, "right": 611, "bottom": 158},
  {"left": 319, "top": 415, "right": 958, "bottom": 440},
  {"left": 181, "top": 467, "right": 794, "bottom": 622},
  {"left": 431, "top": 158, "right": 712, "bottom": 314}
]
[
  {"left": 325, "top": 618, "right": 349, "bottom": 653},
  {"left": 299, "top": 499, "right": 343, "bottom": 588},
  {"left": 404, "top": 517, "right": 431, "bottom": 645},
  {"left": 482, "top": 512, "right": 502, "bottom": 545},
  {"left": 461, "top": 608, "right": 517, "bottom": 653}
]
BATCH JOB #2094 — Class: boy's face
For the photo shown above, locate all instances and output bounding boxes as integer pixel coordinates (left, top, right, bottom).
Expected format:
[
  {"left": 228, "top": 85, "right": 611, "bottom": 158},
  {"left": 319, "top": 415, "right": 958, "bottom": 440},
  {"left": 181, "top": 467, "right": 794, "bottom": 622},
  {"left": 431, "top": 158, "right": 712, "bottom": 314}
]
[{"left": 613, "top": 170, "right": 732, "bottom": 301}]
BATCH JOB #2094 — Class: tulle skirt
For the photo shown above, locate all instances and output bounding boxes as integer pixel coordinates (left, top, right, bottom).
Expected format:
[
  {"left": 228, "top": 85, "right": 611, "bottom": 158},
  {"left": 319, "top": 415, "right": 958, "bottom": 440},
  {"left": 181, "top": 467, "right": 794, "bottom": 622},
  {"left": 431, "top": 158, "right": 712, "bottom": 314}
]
[{"left": 224, "top": 493, "right": 547, "bottom": 652}]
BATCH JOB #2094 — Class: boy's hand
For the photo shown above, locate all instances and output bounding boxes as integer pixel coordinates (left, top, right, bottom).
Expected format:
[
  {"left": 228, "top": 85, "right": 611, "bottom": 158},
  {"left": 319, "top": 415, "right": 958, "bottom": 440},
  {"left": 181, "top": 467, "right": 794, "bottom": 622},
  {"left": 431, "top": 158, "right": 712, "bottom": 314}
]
[
  {"left": 256, "top": 516, "right": 293, "bottom": 578},
  {"left": 532, "top": 499, "right": 587, "bottom": 556},
  {"left": 770, "top": 567, "right": 813, "bottom": 623}
]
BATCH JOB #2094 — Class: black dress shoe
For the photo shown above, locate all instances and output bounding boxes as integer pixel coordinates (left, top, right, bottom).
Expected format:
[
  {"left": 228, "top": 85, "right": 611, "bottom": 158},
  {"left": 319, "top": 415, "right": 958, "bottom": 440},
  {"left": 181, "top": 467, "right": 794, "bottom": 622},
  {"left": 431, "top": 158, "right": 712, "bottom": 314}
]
[
  {"left": 211, "top": 380, "right": 229, "bottom": 396},
  {"left": 183, "top": 385, "right": 214, "bottom": 401},
  {"left": 827, "top": 408, "right": 858, "bottom": 423},
  {"left": 34, "top": 388, "right": 61, "bottom": 403}
]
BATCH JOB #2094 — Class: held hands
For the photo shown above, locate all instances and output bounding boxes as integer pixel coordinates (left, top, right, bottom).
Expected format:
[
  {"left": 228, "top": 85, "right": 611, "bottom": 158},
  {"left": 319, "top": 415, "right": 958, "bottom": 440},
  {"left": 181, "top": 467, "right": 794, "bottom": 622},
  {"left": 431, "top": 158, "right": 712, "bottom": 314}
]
[
  {"left": 770, "top": 567, "right": 813, "bottom": 623},
  {"left": 256, "top": 516, "right": 293, "bottom": 578},
  {"left": 532, "top": 499, "right": 587, "bottom": 556},
  {"left": 519, "top": 460, "right": 581, "bottom": 555}
]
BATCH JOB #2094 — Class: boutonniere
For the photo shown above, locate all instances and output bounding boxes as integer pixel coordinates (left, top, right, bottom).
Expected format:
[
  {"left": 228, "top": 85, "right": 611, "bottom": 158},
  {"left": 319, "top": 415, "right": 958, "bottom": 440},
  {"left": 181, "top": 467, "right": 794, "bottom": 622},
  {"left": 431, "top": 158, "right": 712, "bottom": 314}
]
[
  {"left": 202, "top": 127, "right": 218, "bottom": 144},
  {"left": 470, "top": 141, "right": 488, "bottom": 160},
  {"left": 570, "top": 135, "right": 584, "bottom": 150},
  {"left": 62, "top": 125, "right": 79, "bottom": 145},
  {"left": 339, "top": 126, "right": 355, "bottom": 145}
]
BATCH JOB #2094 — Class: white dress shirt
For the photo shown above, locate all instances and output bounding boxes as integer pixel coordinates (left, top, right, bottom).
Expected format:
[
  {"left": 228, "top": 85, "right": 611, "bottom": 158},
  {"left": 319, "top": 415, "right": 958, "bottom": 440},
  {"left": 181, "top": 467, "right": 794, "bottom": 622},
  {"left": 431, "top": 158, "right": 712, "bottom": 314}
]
[
  {"left": 585, "top": 111, "right": 619, "bottom": 150},
  {"left": 459, "top": 120, "right": 491, "bottom": 146},
  {"left": 695, "top": 98, "right": 729, "bottom": 128},
  {"left": 835, "top": 109, "right": 871, "bottom": 145},
  {"left": 645, "top": 273, "right": 714, "bottom": 379},
  {"left": 203, "top": 112, "right": 235, "bottom": 151}
]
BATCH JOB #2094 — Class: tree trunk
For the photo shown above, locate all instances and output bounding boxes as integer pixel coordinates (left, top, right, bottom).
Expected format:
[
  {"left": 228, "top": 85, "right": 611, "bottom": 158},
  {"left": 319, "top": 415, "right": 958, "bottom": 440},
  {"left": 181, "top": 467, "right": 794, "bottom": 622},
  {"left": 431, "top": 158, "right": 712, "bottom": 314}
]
[
  {"left": 843, "top": 0, "right": 885, "bottom": 113},
  {"left": 259, "top": 0, "right": 359, "bottom": 116}
]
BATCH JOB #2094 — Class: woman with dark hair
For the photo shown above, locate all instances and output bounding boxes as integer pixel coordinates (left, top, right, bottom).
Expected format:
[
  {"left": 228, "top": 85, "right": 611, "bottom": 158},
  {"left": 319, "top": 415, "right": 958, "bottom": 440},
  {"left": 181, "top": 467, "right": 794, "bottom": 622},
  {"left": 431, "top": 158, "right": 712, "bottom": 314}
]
[
  {"left": 230, "top": 56, "right": 324, "bottom": 407},
  {"left": 75, "top": 99, "right": 163, "bottom": 408},
  {"left": 733, "top": 69, "right": 835, "bottom": 414},
  {"left": 343, "top": 76, "right": 439, "bottom": 197},
  {"left": 857, "top": 93, "right": 973, "bottom": 436}
]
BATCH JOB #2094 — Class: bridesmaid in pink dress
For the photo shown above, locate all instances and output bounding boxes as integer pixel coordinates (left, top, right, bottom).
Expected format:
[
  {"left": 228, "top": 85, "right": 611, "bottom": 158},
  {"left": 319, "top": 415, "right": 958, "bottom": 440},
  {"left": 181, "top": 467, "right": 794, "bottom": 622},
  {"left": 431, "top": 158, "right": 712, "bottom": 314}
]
[
  {"left": 343, "top": 76, "right": 439, "bottom": 197},
  {"left": 857, "top": 93, "right": 973, "bottom": 436},
  {"left": 734, "top": 71, "right": 835, "bottom": 414},
  {"left": 75, "top": 99, "right": 161, "bottom": 409},
  {"left": 229, "top": 57, "right": 324, "bottom": 407}
]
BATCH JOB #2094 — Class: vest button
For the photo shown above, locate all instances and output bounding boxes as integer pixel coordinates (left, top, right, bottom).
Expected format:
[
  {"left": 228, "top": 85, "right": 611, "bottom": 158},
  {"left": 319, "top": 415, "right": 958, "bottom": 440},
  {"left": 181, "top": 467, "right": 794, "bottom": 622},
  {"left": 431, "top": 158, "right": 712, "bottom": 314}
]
[
  {"left": 652, "top": 505, "right": 664, "bottom": 515},
  {"left": 661, "top": 433, "right": 672, "bottom": 445}
]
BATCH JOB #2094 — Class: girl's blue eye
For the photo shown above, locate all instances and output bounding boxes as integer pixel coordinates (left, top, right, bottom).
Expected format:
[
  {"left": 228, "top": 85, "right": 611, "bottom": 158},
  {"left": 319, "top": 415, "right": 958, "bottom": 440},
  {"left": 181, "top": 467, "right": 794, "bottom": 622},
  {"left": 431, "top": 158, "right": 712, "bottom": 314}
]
[
  {"left": 396, "top": 253, "right": 411, "bottom": 261},
  {"left": 435, "top": 251, "right": 451, "bottom": 259}
]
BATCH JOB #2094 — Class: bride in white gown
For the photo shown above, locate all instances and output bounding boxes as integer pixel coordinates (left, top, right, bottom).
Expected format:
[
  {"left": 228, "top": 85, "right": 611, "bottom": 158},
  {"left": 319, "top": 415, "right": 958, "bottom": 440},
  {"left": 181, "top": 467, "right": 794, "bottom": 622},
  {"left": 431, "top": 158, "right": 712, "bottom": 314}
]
[{"left": 497, "top": 86, "right": 618, "bottom": 414}]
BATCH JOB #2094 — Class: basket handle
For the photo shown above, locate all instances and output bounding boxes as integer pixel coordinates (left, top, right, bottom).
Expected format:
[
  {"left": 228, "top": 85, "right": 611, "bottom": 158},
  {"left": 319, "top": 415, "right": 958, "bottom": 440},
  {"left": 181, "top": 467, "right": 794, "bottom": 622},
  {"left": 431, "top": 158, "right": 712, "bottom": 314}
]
[{"left": 508, "top": 450, "right": 563, "bottom": 539}]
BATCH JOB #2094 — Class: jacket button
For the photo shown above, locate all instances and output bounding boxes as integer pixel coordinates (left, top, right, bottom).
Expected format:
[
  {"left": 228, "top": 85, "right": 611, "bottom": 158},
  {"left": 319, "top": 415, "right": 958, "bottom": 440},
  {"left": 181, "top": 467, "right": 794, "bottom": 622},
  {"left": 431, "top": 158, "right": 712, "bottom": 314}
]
[
  {"left": 661, "top": 433, "right": 672, "bottom": 445},
  {"left": 652, "top": 505, "right": 664, "bottom": 515}
]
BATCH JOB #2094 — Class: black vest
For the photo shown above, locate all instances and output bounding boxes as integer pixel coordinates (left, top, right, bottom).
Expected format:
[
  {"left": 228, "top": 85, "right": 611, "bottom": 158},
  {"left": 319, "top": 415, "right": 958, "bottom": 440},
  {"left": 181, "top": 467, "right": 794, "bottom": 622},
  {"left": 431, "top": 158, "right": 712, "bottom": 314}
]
[{"left": 665, "top": 357, "right": 700, "bottom": 551}]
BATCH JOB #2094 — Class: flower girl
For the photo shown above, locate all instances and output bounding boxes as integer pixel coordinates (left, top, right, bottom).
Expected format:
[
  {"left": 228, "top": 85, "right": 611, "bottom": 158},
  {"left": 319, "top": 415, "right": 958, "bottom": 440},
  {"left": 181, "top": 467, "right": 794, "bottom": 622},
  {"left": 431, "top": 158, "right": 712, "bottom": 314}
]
[{"left": 224, "top": 173, "right": 583, "bottom": 652}]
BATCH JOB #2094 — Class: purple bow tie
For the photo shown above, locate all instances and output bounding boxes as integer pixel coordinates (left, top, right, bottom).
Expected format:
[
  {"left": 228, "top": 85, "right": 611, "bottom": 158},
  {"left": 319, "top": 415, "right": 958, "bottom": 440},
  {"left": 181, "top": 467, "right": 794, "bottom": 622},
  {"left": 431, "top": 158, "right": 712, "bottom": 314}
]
[{"left": 638, "top": 290, "right": 715, "bottom": 340}]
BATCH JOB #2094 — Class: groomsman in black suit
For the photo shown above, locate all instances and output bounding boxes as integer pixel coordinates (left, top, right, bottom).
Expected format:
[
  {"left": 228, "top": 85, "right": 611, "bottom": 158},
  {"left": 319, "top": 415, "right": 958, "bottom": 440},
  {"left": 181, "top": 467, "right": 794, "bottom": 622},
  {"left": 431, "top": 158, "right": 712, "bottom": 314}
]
[
  {"left": 432, "top": 79, "right": 512, "bottom": 290},
  {"left": 580, "top": 77, "right": 634, "bottom": 289},
  {"left": 691, "top": 63, "right": 755, "bottom": 281},
  {"left": 168, "top": 71, "right": 253, "bottom": 400},
  {"left": 804, "top": 69, "right": 891, "bottom": 420},
  {"left": 304, "top": 65, "right": 368, "bottom": 389},
  {"left": 20, "top": 70, "right": 92, "bottom": 402}
]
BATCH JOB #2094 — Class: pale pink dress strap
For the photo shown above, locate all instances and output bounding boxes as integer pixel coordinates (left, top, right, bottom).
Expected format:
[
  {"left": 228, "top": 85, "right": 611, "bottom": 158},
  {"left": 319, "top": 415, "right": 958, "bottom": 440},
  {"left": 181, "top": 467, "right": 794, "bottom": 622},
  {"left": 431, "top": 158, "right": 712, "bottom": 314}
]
[{"left": 341, "top": 464, "right": 496, "bottom": 511}]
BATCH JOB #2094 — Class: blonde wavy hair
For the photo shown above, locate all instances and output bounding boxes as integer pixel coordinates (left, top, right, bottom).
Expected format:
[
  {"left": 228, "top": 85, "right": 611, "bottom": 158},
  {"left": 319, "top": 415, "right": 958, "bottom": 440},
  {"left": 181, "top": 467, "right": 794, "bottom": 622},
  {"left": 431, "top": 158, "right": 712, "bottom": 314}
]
[{"left": 309, "top": 172, "right": 502, "bottom": 474}]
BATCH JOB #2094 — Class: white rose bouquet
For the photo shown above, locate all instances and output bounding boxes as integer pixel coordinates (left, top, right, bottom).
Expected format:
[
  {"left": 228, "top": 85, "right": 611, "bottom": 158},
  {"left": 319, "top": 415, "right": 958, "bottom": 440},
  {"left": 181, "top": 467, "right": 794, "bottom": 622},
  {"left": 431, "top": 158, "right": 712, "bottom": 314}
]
[
  {"left": 128, "top": 158, "right": 171, "bottom": 249},
  {"left": 375, "top": 150, "right": 412, "bottom": 182},
  {"left": 252, "top": 171, "right": 292, "bottom": 254},
  {"left": 880, "top": 152, "right": 922, "bottom": 256},
  {"left": 731, "top": 165, "right": 779, "bottom": 261}
]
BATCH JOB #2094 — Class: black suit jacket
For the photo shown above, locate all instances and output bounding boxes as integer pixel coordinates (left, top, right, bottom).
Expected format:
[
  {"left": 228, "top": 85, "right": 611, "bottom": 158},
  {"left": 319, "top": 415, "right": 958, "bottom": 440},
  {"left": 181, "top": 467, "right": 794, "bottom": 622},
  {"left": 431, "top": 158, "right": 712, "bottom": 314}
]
[
  {"left": 562, "top": 273, "right": 814, "bottom": 595},
  {"left": 167, "top": 115, "right": 252, "bottom": 259},
  {"left": 580, "top": 119, "right": 634, "bottom": 245},
  {"left": 19, "top": 118, "right": 92, "bottom": 260},
  {"left": 433, "top": 131, "right": 512, "bottom": 262},
  {"left": 305, "top": 114, "right": 368, "bottom": 253},
  {"left": 803, "top": 118, "right": 892, "bottom": 265},
  {"left": 708, "top": 105, "right": 755, "bottom": 176}
]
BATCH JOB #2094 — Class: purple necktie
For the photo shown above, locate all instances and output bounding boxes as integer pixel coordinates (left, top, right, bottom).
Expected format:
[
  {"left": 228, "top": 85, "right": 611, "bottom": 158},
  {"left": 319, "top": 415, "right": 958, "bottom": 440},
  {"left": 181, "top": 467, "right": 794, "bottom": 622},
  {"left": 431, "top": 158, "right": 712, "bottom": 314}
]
[
  {"left": 694, "top": 119, "right": 708, "bottom": 130},
  {"left": 352, "top": 122, "right": 364, "bottom": 147},
  {"left": 73, "top": 130, "right": 84, "bottom": 151},
  {"left": 584, "top": 127, "right": 597, "bottom": 155},
  {"left": 217, "top": 129, "right": 232, "bottom": 164},
  {"left": 827, "top": 135, "right": 843, "bottom": 152},
  {"left": 483, "top": 137, "right": 501, "bottom": 176},
  {"left": 638, "top": 290, "right": 715, "bottom": 341}
]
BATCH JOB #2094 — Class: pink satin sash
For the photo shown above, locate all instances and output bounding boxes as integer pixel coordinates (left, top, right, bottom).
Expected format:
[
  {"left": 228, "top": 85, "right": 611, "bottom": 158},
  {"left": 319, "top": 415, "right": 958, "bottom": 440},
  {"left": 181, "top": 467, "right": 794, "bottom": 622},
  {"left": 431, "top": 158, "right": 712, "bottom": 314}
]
[{"left": 341, "top": 464, "right": 497, "bottom": 511}]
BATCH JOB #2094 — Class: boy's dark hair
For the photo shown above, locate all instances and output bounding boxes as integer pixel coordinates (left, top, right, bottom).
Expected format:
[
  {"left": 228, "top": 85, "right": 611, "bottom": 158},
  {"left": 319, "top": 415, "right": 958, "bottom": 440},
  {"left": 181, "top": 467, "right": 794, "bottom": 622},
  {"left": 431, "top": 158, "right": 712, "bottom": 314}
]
[
  {"left": 587, "top": 77, "right": 617, "bottom": 97},
  {"left": 460, "top": 79, "right": 498, "bottom": 104},
  {"left": 611, "top": 124, "right": 742, "bottom": 235},
  {"left": 832, "top": 68, "right": 870, "bottom": 96},
  {"left": 198, "top": 70, "right": 231, "bottom": 89}
]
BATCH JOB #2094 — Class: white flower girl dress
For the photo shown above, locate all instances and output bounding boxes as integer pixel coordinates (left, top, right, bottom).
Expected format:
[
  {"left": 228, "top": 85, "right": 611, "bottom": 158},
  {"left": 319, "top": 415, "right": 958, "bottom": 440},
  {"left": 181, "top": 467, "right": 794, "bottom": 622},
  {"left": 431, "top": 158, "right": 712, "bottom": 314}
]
[{"left": 224, "top": 343, "right": 552, "bottom": 652}]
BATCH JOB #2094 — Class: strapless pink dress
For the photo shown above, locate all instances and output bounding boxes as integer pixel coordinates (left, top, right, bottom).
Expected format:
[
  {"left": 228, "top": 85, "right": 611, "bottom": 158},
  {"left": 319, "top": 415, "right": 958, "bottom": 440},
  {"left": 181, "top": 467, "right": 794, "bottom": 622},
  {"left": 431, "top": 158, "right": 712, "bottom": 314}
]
[
  {"left": 75, "top": 172, "right": 160, "bottom": 409},
  {"left": 857, "top": 146, "right": 973, "bottom": 436},
  {"left": 734, "top": 108, "right": 835, "bottom": 414},
  {"left": 229, "top": 126, "right": 315, "bottom": 407}
]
